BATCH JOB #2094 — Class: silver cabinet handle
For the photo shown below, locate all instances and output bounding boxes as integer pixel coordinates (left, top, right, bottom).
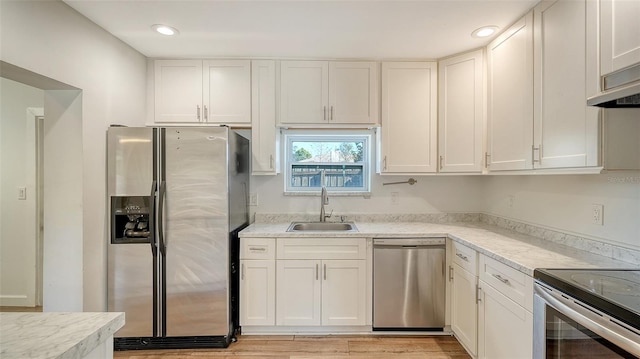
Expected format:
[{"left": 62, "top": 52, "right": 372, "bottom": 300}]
[
  {"left": 248, "top": 246, "right": 266, "bottom": 252},
  {"left": 197, "top": 105, "right": 201, "bottom": 121},
  {"left": 455, "top": 252, "right": 469, "bottom": 262},
  {"left": 492, "top": 273, "right": 510, "bottom": 284},
  {"left": 330, "top": 106, "right": 334, "bottom": 121},
  {"left": 204, "top": 105, "right": 208, "bottom": 121},
  {"left": 449, "top": 266, "right": 454, "bottom": 281},
  {"left": 383, "top": 156, "right": 387, "bottom": 171},
  {"left": 241, "top": 263, "right": 245, "bottom": 280},
  {"left": 323, "top": 106, "right": 327, "bottom": 122},
  {"left": 323, "top": 264, "right": 327, "bottom": 280},
  {"left": 439, "top": 155, "right": 444, "bottom": 170},
  {"left": 316, "top": 264, "right": 319, "bottom": 280},
  {"left": 269, "top": 155, "right": 274, "bottom": 170},
  {"left": 485, "top": 152, "right": 490, "bottom": 168},
  {"left": 532, "top": 145, "right": 540, "bottom": 164},
  {"left": 476, "top": 285, "right": 482, "bottom": 303}
]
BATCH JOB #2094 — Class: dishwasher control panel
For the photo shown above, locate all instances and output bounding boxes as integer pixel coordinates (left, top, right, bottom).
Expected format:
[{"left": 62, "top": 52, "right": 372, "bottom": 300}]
[{"left": 373, "top": 238, "right": 445, "bottom": 246}]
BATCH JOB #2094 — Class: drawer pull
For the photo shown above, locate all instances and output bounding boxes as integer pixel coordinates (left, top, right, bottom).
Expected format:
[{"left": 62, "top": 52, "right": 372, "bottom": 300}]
[
  {"left": 455, "top": 252, "right": 469, "bottom": 262},
  {"left": 492, "top": 273, "right": 510, "bottom": 284},
  {"left": 249, "top": 247, "right": 266, "bottom": 252}
]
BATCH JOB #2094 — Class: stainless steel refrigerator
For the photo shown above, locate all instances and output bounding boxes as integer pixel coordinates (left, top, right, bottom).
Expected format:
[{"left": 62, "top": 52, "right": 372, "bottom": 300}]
[{"left": 107, "top": 126, "right": 249, "bottom": 350}]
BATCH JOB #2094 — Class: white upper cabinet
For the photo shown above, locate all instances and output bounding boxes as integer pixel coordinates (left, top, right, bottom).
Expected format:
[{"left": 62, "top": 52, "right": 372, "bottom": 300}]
[
  {"left": 487, "top": 12, "right": 534, "bottom": 171},
  {"left": 154, "top": 60, "right": 203, "bottom": 123},
  {"left": 533, "top": 0, "right": 600, "bottom": 169},
  {"left": 251, "top": 60, "right": 279, "bottom": 175},
  {"left": 380, "top": 62, "right": 438, "bottom": 174},
  {"left": 279, "top": 60, "right": 378, "bottom": 126},
  {"left": 153, "top": 59, "right": 250, "bottom": 125},
  {"left": 438, "top": 49, "right": 485, "bottom": 173},
  {"left": 202, "top": 60, "right": 251, "bottom": 125},
  {"left": 329, "top": 62, "right": 379, "bottom": 125},
  {"left": 600, "top": 0, "right": 640, "bottom": 75}
]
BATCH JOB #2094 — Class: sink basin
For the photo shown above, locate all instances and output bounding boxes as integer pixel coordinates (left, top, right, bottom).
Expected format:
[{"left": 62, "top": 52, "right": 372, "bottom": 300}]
[{"left": 286, "top": 222, "right": 358, "bottom": 232}]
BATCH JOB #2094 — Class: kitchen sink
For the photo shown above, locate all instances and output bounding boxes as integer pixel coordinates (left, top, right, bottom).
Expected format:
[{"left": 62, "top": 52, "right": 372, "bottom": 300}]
[{"left": 286, "top": 222, "right": 358, "bottom": 232}]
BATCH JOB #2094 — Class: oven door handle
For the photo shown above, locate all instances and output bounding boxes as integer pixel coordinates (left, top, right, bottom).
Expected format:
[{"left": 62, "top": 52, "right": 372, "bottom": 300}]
[{"left": 535, "top": 284, "right": 640, "bottom": 356}]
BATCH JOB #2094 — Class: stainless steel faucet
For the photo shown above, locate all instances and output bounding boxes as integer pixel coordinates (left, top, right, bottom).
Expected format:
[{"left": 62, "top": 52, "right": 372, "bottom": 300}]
[{"left": 320, "top": 185, "right": 331, "bottom": 222}]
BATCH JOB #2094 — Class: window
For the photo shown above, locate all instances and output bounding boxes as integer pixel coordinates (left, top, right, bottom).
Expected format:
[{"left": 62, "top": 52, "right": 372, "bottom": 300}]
[{"left": 284, "top": 131, "right": 373, "bottom": 194}]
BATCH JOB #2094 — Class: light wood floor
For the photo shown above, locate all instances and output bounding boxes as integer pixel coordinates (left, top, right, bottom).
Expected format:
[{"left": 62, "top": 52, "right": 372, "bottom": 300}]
[
  {"left": 113, "top": 335, "right": 472, "bottom": 359},
  {"left": 0, "top": 306, "right": 42, "bottom": 312}
]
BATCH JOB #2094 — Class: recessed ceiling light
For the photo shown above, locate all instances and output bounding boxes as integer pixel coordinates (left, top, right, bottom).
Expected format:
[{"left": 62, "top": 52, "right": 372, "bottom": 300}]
[
  {"left": 152, "top": 24, "right": 179, "bottom": 36},
  {"left": 471, "top": 26, "right": 499, "bottom": 38}
]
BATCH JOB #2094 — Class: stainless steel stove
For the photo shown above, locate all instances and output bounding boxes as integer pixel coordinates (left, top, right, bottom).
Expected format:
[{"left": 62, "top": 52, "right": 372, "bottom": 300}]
[{"left": 533, "top": 268, "right": 640, "bottom": 358}]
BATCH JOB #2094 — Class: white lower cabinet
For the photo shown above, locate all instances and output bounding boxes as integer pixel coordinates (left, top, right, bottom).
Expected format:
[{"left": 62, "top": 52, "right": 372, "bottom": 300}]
[
  {"left": 477, "top": 254, "right": 533, "bottom": 359},
  {"left": 451, "top": 263, "right": 478, "bottom": 357},
  {"left": 240, "top": 238, "right": 277, "bottom": 327},
  {"left": 478, "top": 280, "right": 533, "bottom": 359},
  {"left": 241, "top": 237, "right": 369, "bottom": 332},
  {"left": 240, "top": 260, "right": 276, "bottom": 326},
  {"left": 276, "top": 259, "right": 366, "bottom": 326}
]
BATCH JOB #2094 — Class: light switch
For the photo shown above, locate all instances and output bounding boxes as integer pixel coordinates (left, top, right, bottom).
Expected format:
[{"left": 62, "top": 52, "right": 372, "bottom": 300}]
[{"left": 18, "top": 187, "right": 27, "bottom": 200}]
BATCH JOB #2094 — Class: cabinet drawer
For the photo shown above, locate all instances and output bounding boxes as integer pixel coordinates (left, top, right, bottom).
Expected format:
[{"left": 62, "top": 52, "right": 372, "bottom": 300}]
[
  {"left": 479, "top": 254, "right": 533, "bottom": 312},
  {"left": 241, "top": 238, "right": 276, "bottom": 260},
  {"left": 452, "top": 241, "right": 478, "bottom": 275},
  {"left": 277, "top": 238, "right": 367, "bottom": 260}
]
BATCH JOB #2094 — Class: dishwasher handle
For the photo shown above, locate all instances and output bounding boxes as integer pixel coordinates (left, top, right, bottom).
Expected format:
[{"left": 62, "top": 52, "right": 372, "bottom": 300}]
[{"left": 373, "top": 238, "right": 445, "bottom": 246}]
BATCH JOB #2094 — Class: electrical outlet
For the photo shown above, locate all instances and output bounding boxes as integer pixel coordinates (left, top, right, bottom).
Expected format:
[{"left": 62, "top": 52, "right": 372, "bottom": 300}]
[
  {"left": 391, "top": 192, "right": 399, "bottom": 205},
  {"left": 507, "top": 195, "right": 515, "bottom": 208},
  {"left": 591, "top": 204, "right": 604, "bottom": 225},
  {"left": 18, "top": 187, "right": 27, "bottom": 200},
  {"left": 249, "top": 193, "right": 258, "bottom": 206}
]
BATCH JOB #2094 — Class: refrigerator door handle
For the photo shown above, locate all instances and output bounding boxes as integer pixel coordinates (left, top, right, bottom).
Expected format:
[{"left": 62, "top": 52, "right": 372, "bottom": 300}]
[
  {"left": 149, "top": 180, "right": 158, "bottom": 256},
  {"left": 158, "top": 180, "right": 167, "bottom": 256}
]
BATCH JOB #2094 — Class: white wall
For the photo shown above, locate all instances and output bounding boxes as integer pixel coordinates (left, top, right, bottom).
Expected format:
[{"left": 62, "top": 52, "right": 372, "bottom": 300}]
[
  {"left": 481, "top": 172, "right": 640, "bottom": 250},
  {"left": 0, "top": 78, "right": 44, "bottom": 306},
  {"left": 0, "top": 1, "right": 147, "bottom": 311},
  {"left": 251, "top": 174, "right": 484, "bottom": 217}
]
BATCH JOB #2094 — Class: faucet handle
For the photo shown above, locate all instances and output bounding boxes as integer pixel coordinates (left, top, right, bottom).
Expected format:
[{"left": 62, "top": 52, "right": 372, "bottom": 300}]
[{"left": 325, "top": 209, "right": 333, "bottom": 220}]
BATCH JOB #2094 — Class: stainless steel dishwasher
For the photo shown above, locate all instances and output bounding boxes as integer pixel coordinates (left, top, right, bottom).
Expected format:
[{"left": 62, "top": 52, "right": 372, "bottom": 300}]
[{"left": 373, "top": 238, "right": 446, "bottom": 330}]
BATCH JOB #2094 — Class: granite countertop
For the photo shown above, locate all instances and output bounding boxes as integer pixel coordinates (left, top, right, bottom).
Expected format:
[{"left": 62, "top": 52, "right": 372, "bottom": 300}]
[
  {"left": 239, "top": 221, "right": 634, "bottom": 276},
  {"left": 0, "top": 312, "right": 124, "bottom": 359}
]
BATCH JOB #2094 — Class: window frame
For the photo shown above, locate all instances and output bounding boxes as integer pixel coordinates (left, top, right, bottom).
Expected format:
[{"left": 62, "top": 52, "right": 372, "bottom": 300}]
[{"left": 283, "top": 130, "right": 373, "bottom": 195}]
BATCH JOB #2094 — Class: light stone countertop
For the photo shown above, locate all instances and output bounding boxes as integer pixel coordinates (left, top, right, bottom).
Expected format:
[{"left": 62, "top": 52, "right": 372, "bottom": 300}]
[
  {"left": 0, "top": 312, "right": 124, "bottom": 359},
  {"left": 239, "top": 221, "right": 635, "bottom": 276}
]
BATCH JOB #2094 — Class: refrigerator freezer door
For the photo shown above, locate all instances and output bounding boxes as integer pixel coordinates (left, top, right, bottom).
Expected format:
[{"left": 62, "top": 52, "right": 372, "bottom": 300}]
[
  {"left": 108, "top": 243, "right": 155, "bottom": 337},
  {"left": 107, "top": 127, "right": 156, "bottom": 338},
  {"left": 107, "top": 127, "right": 155, "bottom": 196},
  {"left": 162, "top": 127, "right": 230, "bottom": 337}
]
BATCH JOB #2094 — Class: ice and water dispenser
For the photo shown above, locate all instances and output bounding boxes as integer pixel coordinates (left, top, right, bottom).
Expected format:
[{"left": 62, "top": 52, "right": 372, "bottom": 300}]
[{"left": 111, "top": 196, "right": 153, "bottom": 243}]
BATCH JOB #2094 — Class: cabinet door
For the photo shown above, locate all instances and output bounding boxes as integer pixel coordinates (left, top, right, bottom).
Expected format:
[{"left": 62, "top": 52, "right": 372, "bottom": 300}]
[
  {"left": 533, "top": 0, "right": 599, "bottom": 169},
  {"left": 203, "top": 60, "right": 251, "bottom": 125},
  {"left": 240, "top": 260, "right": 275, "bottom": 326},
  {"left": 280, "top": 61, "right": 329, "bottom": 124},
  {"left": 438, "top": 50, "right": 484, "bottom": 173},
  {"left": 321, "top": 260, "right": 366, "bottom": 326},
  {"left": 478, "top": 281, "right": 533, "bottom": 359},
  {"left": 487, "top": 12, "right": 534, "bottom": 171},
  {"left": 380, "top": 62, "right": 438, "bottom": 174},
  {"left": 154, "top": 60, "right": 203, "bottom": 123},
  {"left": 451, "top": 264, "right": 478, "bottom": 356},
  {"left": 276, "top": 260, "right": 321, "bottom": 326},
  {"left": 251, "top": 60, "right": 279, "bottom": 175},
  {"left": 600, "top": 0, "right": 640, "bottom": 75},
  {"left": 329, "top": 62, "right": 379, "bottom": 125}
]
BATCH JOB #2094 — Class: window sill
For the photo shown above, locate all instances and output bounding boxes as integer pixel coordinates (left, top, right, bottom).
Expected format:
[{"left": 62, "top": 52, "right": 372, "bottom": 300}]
[{"left": 284, "top": 191, "right": 371, "bottom": 198}]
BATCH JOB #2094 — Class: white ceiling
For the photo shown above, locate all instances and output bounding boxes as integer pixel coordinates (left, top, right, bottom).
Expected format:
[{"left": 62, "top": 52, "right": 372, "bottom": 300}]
[{"left": 63, "top": 0, "right": 539, "bottom": 59}]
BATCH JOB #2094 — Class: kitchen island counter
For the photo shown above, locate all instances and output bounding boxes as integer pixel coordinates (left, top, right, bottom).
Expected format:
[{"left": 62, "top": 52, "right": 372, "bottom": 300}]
[
  {"left": 0, "top": 312, "right": 124, "bottom": 359},
  {"left": 240, "top": 221, "right": 634, "bottom": 276}
]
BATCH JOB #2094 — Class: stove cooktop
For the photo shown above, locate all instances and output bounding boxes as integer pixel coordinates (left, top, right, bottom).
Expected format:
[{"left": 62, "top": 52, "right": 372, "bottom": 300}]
[{"left": 534, "top": 268, "right": 640, "bottom": 330}]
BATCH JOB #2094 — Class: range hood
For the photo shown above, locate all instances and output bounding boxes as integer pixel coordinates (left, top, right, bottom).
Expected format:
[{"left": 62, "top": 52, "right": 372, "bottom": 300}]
[{"left": 587, "top": 63, "right": 640, "bottom": 108}]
